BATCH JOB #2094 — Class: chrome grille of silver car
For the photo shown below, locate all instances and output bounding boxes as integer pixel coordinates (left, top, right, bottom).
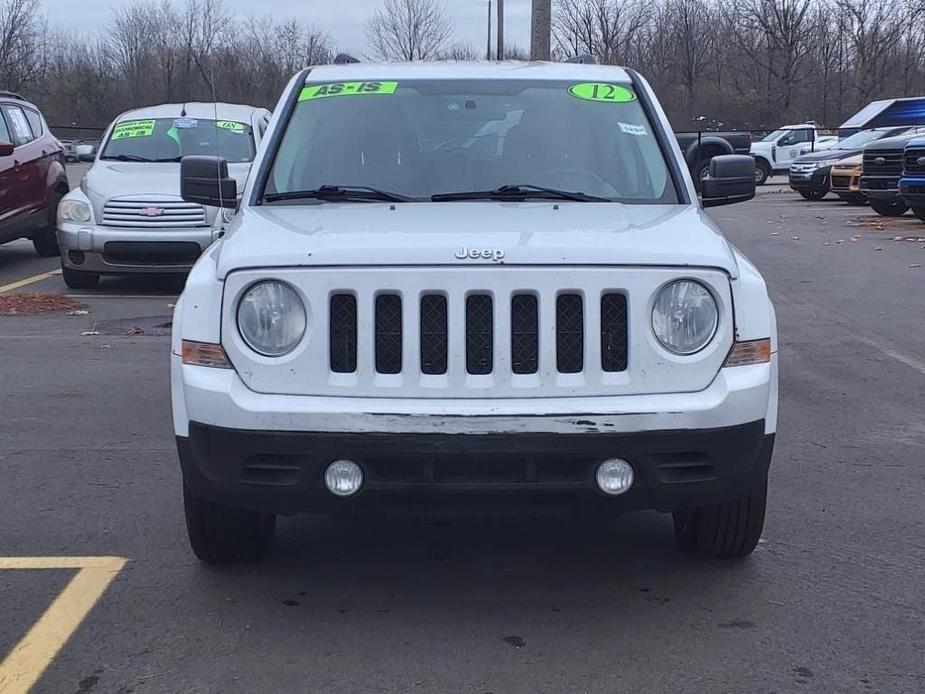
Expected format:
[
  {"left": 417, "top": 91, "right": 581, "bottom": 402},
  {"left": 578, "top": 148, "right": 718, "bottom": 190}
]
[{"left": 101, "top": 198, "right": 207, "bottom": 228}]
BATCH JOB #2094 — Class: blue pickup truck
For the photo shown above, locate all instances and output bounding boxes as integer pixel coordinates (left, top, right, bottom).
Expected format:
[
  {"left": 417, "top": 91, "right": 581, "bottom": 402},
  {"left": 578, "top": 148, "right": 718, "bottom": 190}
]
[{"left": 899, "top": 138, "right": 925, "bottom": 221}]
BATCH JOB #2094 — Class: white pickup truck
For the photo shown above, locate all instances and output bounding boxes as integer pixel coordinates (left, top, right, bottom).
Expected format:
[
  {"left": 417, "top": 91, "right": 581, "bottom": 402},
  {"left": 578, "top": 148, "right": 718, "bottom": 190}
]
[
  {"left": 750, "top": 124, "right": 839, "bottom": 184},
  {"left": 171, "top": 62, "right": 777, "bottom": 565}
]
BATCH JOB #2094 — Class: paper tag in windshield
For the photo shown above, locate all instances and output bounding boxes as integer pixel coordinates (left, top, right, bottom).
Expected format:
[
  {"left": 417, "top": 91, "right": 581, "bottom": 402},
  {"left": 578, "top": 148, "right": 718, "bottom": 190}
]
[
  {"left": 173, "top": 118, "right": 199, "bottom": 129},
  {"left": 111, "top": 120, "right": 156, "bottom": 140},
  {"left": 216, "top": 120, "right": 246, "bottom": 133},
  {"left": 569, "top": 83, "right": 636, "bottom": 103},
  {"left": 618, "top": 122, "right": 647, "bottom": 136},
  {"left": 299, "top": 81, "right": 399, "bottom": 101}
]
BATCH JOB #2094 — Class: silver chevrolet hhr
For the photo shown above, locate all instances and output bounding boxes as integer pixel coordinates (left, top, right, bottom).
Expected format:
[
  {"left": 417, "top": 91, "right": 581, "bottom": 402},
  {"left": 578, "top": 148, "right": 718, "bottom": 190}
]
[{"left": 57, "top": 102, "right": 271, "bottom": 288}]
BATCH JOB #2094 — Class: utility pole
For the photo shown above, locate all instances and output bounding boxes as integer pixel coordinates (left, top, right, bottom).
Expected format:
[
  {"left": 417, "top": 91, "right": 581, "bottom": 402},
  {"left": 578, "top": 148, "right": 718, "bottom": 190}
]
[
  {"left": 487, "top": 0, "right": 492, "bottom": 60},
  {"left": 531, "top": 0, "right": 552, "bottom": 61},
  {"left": 497, "top": 0, "right": 504, "bottom": 61}
]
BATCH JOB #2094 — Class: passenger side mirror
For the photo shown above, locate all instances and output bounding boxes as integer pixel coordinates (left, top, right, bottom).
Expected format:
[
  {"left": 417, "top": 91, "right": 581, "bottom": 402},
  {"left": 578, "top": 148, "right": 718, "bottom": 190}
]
[
  {"left": 701, "top": 155, "right": 756, "bottom": 208},
  {"left": 0, "top": 141, "right": 14, "bottom": 157},
  {"left": 181, "top": 155, "right": 237, "bottom": 210}
]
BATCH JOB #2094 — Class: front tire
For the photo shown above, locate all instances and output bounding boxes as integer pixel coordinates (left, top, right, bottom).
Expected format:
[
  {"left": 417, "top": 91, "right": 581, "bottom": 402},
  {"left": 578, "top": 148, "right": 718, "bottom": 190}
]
[
  {"left": 32, "top": 190, "right": 64, "bottom": 257},
  {"left": 673, "top": 484, "right": 767, "bottom": 559},
  {"left": 183, "top": 485, "right": 276, "bottom": 564},
  {"left": 61, "top": 262, "right": 100, "bottom": 289},
  {"left": 869, "top": 198, "right": 909, "bottom": 217},
  {"left": 912, "top": 206, "right": 925, "bottom": 222},
  {"left": 754, "top": 160, "right": 771, "bottom": 186},
  {"left": 799, "top": 188, "right": 828, "bottom": 201},
  {"left": 837, "top": 194, "right": 867, "bottom": 206}
]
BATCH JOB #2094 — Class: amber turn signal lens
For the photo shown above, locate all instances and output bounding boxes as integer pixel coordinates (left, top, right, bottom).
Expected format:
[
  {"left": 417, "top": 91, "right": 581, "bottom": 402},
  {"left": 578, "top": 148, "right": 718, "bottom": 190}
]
[
  {"left": 724, "top": 338, "right": 771, "bottom": 367},
  {"left": 182, "top": 340, "right": 232, "bottom": 368}
]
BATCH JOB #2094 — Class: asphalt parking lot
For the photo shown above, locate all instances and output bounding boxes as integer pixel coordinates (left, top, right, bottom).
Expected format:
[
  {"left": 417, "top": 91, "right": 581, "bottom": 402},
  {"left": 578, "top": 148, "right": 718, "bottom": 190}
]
[{"left": 1, "top": 172, "right": 924, "bottom": 693}]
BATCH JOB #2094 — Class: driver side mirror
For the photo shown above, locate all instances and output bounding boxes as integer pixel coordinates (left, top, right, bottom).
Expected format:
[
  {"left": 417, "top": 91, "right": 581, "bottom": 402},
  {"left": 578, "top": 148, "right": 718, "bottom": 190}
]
[
  {"left": 701, "top": 155, "right": 756, "bottom": 208},
  {"left": 0, "top": 141, "right": 14, "bottom": 157},
  {"left": 181, "top": 155, "right": 237, "bottom": 209}
]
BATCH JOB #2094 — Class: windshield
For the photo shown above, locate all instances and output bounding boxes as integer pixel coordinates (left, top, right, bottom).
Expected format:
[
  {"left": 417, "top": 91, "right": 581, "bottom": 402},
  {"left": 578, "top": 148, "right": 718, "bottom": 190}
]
[
  {"left": 760, "top": 130, "right": 787, "bottom": 142},
  {"left": 834, "top": 129, "right": 900, "bottom": 150},
  {"left": 101, "top": 117, "right": 255, "bottom": 163},
  {"left": 264, "top": 79, "right": 678, "bottom": 203}
]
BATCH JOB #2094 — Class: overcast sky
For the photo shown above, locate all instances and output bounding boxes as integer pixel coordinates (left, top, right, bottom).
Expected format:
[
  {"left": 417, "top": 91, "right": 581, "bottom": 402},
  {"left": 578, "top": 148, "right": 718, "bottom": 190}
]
[{"left": 41, "top": 0, "right": 534, "bottom": 57}]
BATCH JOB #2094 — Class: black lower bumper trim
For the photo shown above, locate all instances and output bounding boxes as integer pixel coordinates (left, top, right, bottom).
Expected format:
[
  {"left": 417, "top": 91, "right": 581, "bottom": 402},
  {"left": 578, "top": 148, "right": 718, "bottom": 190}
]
[{"left": 178, "top": 421, "right": 774, "bottom": 516}]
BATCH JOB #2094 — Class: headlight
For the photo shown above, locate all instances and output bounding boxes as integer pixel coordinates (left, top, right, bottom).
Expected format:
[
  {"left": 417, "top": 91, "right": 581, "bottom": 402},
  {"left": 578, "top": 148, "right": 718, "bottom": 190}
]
[
  {"left": 237, "top": 281, "right": 306, "bottom": 356},
  {"left": 651, "top": 280, "right": 718, "bottom": 355},
  {"left": 58, "top": 199, "right": 91, "bottom": 223}
]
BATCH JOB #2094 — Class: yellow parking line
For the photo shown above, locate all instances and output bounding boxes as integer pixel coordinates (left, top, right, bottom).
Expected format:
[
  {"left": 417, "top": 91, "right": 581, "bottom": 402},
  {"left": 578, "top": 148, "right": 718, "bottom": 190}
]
[
  {"left": 0, "top": 270, "right": 62, "bottom": 295},
  {"left": 0, "top": 556, "right": 127, "bottom": 694}
]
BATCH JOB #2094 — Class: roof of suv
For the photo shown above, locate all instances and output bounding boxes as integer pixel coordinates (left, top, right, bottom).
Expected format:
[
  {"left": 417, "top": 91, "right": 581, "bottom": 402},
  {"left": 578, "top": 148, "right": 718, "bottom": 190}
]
[
  {"left": 114, "top": 102, "right": 265, "bottom": 123},
  {"left": 305, "top": 61, "right": 632, "bottom": 83}
]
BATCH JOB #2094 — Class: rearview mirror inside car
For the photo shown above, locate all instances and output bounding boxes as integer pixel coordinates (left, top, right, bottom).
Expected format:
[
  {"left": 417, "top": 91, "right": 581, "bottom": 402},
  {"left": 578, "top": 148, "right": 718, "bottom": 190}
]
[
  {"left": 701, "top": 155, "right": 756, "bottom": 208},
  {"left": 0, "top": 141, "right": 14, "bottom": 157},
  {"left": 181, "top": 155, "right": 237, "bottom": 210}
]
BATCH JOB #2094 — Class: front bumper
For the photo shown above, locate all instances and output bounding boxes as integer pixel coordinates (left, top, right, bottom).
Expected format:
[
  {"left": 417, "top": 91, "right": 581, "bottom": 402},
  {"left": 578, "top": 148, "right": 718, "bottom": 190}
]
[
  {"left": 860, "top": 175, "right": 902, "bottom": 201},
  {"left": 57, "top": 221, "right": 218, "bottom": 273},
  {"left": 789, "top": 167, "right": 829, "bottom": 191},
  {"left": 178, "top": 421, "right": 774, "bottom": 516},
  {"left": 172, "top": 354, "right": 777, "bottom": 515},
  {"left": 899, "top": 176, "right": 925, "bottom": 205}
]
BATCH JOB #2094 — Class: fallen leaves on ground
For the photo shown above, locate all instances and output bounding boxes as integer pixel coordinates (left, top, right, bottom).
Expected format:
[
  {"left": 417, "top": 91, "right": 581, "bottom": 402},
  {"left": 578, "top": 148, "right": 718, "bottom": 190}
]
[{"left": 0, "top": 293, "right": 87, "bottom": 315}]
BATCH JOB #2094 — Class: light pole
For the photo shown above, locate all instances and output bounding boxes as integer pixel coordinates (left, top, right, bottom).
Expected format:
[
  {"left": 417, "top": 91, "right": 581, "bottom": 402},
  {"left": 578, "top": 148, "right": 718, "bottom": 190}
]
[
  {"left": 497, "top": 0, "right": 504, "bottom": 60},
  {"left": 487, "top": 0, "right": 492, "bottom": 60},
  {"left": 531, "top": 0, "right": 552, "bottom": 61}
]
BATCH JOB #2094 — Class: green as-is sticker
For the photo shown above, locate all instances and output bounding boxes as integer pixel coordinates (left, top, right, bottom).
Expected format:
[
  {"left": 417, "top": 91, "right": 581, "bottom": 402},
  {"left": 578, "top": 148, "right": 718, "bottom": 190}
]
[
  {"left": 569, "top": 83, "right": 636, "bottom": 103},
  {"left": 111, "top": 119, "right": 156, "bottom": 140},
  {"left": 216, "top": 120, "right": 246, "bottom": 133},
  {"left": 299, "top": 81, "right": 399, "bottom": 101}
]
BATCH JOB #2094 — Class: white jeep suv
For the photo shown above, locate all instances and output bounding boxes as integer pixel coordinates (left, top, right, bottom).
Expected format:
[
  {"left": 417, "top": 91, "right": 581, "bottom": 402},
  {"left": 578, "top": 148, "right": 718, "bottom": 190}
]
[{"left": 171, "top": 62, "right": 777, "bottom": 564}]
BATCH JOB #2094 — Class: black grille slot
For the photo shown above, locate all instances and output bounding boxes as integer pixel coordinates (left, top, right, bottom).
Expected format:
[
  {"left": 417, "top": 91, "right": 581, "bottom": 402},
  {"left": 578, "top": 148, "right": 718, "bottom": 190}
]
[
  {"left": 556, "top": 294, "right": 584, "bottom": 373},
  {"left": 329, "top": 294, "right": 357, "bottom": 373},
  {"left": 466, "top": 294, "right": 493, "bottom": 374},
  {"left": 511, "top": 294, "right": 538, "bottom": 375},
  {"left": 600, "top": 293, "right": 628, "bottom": 372},
  {"left": 420, "top": 294, "right": 448, "bottom": 375},
  {"left": 905, "top": 148, "right": 925, "bottom": 174},
  {"left": 375, "top": 294, "right": 402, "bottom": 374}
]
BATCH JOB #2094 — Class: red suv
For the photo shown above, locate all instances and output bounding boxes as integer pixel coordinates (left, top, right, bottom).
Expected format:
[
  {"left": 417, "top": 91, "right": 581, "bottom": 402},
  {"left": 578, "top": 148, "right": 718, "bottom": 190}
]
[{"left": 0, "top": 91, "right": 68, "bottom": 256}]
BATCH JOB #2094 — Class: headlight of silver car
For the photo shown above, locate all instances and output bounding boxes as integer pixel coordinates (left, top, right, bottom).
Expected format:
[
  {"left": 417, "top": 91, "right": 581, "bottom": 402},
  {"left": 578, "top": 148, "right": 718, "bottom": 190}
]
[
  {"left": 58, "top": 199, "right": 92, "bottom": 223},
  {"left": 651, "top": 280, "right": 718, "bottom": 355},
  {"left": 237, "top": 281, "right": 306, "bottom": 357}
]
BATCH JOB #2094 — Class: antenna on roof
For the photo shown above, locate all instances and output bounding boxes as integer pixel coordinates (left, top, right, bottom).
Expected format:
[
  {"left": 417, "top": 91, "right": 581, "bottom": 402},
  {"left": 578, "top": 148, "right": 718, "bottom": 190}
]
[
  {"left": 334, "top": 53, "right": 360, "bottom": 64},
  {"left": 566, "top": 53, "right": 597, "bottom": 64},
  {"left": 180, "top": 102, "right": 187, "bottom": 117}
]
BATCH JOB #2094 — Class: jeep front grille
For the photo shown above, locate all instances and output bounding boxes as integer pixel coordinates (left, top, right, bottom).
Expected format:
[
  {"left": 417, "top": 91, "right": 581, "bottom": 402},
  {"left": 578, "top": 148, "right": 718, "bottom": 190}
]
[
  {"left": 329, "top": 290, "right": 626, "bottom": 377},
  {"left": 863, "top": 149, "right": 903, "bottom": 177},
  {"left": 101, "top": 198, "right": 207, "bottom": 228}
]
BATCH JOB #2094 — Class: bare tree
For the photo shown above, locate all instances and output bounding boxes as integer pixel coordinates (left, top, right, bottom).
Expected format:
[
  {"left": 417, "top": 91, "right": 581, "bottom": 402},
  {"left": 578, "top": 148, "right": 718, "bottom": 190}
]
[
  {"left": 365, "top": 0, "right": 452, "bottom": 61},
  {"left": 0, "top": 0, "right": 41, "bottom": 90},
  {"left": 553, "top": 0, "right": 646, "bottom": 65}
]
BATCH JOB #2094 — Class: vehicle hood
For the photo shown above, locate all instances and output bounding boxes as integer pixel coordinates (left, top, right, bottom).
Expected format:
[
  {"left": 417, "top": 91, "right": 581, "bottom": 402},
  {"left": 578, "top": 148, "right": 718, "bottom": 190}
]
[
  {"left": 82, "top": 161, "right": 251, "bottom": 221},
  {"left": 793, "top": 148, "right": 860, "bottom": 163},
  {"left": 864, "top": 133, "right": 922, "bottom": 151},
  {"left": 214, "top": 202, "right": 740, "bottom": 278}
]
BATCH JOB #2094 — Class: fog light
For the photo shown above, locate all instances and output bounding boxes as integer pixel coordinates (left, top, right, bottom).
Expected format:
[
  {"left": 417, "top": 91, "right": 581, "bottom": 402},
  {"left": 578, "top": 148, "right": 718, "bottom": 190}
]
[
  {"left": 596, "top": 459, "right": 634, "bottom": 495},
  {"left": 324, "top": 460, "right": 363, "bottom": 497},
  {"left": 68, "top": 250, "right": 85, "bottom": 265}
]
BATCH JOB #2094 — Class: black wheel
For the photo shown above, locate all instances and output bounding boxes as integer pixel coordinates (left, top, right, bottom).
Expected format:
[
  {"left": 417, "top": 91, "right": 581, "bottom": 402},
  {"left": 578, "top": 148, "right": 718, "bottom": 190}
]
[
  {"left": 61, "top": 261, "right": 100, "bottom": 289},
  {"left": 799, "top": 188, "right": 828, "bottom": 201},
  {"left": 183, "top": 485, "right": 276, "bottom": 564},
  {"left": 693, "top": 160, "right": 711, "bottom": 192},
  {"left": 912, "top": 207, "right": 925, "bottom": 222},
  {"left": 869, "top": 198, "right": 909, "bottom": 217},
  {"left": 673, "top": 484, "right": 767, "bottom": 559},
  {"left": 754, "top": 160, "right": 771, "bottom": 186},
  {"left": 32, "top": 189, "right": 64, "bottom": 257}
]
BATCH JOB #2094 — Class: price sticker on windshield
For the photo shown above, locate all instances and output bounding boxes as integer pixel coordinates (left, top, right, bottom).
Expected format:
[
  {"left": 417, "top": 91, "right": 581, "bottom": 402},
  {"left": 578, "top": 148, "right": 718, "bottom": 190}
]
[
  {"left": 216, "top": 120, "right": 246, "bottom": 133},
  {"left": 299, "top": 81, "right": 399, "bottom": 101},
  {"left": 569, "top": 83, "right": 636, "bottom": 104},
  {"left": 111, "top": 120, "right": 156, "bottom": 140}
]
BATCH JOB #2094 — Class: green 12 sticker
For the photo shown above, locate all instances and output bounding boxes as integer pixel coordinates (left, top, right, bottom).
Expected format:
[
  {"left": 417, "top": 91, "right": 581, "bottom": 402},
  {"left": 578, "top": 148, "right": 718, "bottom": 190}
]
[{"left": 569, "top": 83, "right": 636, "bottom": 103}]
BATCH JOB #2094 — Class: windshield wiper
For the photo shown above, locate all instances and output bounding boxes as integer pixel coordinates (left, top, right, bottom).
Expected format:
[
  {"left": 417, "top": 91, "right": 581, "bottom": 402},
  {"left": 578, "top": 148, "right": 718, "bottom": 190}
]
[
  {"left": 152, "top": 156, "right": 183, "bottom": 163},
  {"left": 100, "top": 154, "right": 153, "bottom": 163},
  {"left": 263, "top": 185, "right": 415, "bottom": 204},
  {"left": 431, "top": 184, "right": 610, "bottom": 203}
]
